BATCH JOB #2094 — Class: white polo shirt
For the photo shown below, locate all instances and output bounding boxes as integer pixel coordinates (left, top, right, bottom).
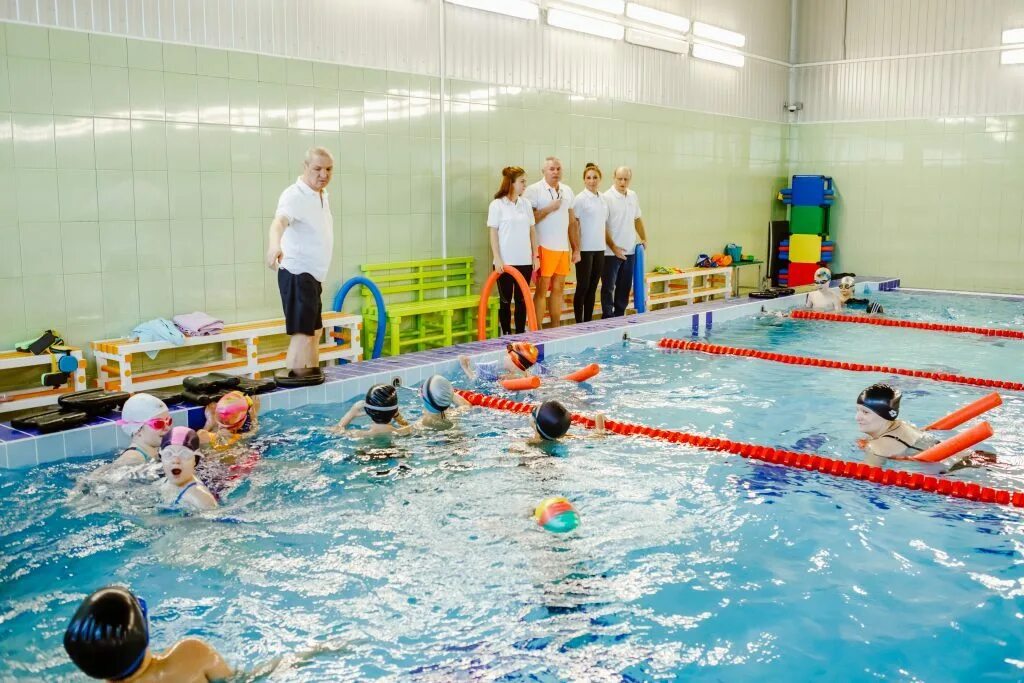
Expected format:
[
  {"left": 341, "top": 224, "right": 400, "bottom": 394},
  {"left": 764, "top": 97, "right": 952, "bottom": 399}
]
[
  {"left": 487, "top": 196, "right": 534, "bottom": 266},
  {"left": 572, "top": 189, "right": 609, "bottom": 252},
  {"left": 275, "top": 177, "right": 334, "bottom": 282},
  {"left": 603, "top": 187, "right": 642, "bottom": 256},
  {"left": 524, "top": 180, "right": 574, "bottom": 252}
]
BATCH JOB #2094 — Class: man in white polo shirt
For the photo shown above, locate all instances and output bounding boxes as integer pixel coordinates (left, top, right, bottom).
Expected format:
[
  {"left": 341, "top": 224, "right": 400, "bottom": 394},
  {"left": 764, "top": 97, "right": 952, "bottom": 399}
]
[
  {"left": 524, "top": 156, "right": 580, "bottom": 327},
  {"left": 265, "top": 147, "right": 335, "bottom": 372},
  {"left": 602, "top": 166, "right": 648, "bottom": 318}
]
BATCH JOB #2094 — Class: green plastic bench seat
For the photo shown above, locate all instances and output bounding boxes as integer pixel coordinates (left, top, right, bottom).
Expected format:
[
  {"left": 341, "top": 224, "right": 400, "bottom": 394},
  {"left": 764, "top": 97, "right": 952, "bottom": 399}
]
[{"left": 361, "top": 257, "right": 499, "bottom": 355}]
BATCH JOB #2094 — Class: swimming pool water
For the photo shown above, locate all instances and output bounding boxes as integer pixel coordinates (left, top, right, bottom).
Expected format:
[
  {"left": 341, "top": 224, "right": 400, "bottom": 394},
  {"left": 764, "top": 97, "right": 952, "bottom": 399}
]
[{"left": 2, "top": 290, "right": 1023, "bottom": 681}]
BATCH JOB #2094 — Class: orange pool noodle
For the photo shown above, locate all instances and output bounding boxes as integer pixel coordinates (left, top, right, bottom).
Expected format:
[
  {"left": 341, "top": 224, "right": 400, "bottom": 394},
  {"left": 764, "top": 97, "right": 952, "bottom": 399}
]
[
  {"left": 910, "top": 422, "right": 994, "bottom": 463},
  {"left": 562, "top": 363, "right": 600, "bottom": 383},
  {"left": 501, "top": 376, "right": 541, "bottom": 391},
  {"left": 925, "top": 393, "right": 1002, "bottom": 431}
]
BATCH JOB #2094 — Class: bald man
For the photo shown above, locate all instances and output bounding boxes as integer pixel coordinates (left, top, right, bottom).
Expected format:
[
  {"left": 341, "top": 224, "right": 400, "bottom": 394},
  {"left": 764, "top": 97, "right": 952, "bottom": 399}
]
[
  {"left": 266, "top": 147, "right": 335, "bottom": 371},
  {"left": 524, "top": 157, "right": 579, "bottom": 327},
  {"left": 601, "top": 166, "right": 647, "bottom": 318}
]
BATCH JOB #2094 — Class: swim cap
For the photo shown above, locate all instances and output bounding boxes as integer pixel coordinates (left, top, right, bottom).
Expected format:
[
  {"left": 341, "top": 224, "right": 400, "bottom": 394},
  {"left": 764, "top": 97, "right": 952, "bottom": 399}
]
[
  {"left": 119, "top": 393, "right": 169, "bottom": 435},
  {"left": 420, "top": 375, "right": 454, "bottom": 414},
  {"left": 839, "top": 276, "right": 855, "bottom": 289},
  {"left": 215, "top": 391, "right": 250, "bottom": 430},
  {"left": 161, "top": 426, "right": 201, "bottom": 451},
  {"left": 857, "top": 383, "right": 901, "bottom": 420},
  {"left": 507, "top": 342, "right": 539, "bottom": 372},
  {"left": 532, "top": 400, "right": 571, "bottom": 441},
  {"left": 364, "top": 384, "right": 399, "bottom": 424},
  {"left": 64, "top": 586, "right": 149, "bottom": 680},
  {"left": 814, "top": 267, "right": 832, "bottom": 284}
]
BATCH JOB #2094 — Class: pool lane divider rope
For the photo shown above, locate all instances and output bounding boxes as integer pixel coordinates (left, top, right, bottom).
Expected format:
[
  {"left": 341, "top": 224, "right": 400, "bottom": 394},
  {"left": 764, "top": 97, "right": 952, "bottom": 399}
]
[
  {"left": 791, "top": 309, "right": 1024, "bottom": 340},
  {"left": 456, "top": 390, "right": 1024, "bottom": 509},
  {"left": 656, "top": 338, "right": 1024, "bottom": 392}
]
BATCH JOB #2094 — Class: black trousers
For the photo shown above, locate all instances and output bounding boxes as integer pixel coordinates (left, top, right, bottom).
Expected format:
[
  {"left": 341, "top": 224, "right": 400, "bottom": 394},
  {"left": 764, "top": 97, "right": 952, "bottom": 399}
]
[
  {"left": 573, "top": 250, "right": 604, "bottom": 323},
  {"left": 497, "top": 265, "right": 533, "bottom": 334},
  {"left": 601, "top": 253, "right": 635, "bottom": 318}
]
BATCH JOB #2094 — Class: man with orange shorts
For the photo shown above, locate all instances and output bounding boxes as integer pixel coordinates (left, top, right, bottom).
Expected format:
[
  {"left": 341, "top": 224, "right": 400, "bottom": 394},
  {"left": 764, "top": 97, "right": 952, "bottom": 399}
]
[{"left": 524, "top": 157, "right": 580, "bottom": 327}]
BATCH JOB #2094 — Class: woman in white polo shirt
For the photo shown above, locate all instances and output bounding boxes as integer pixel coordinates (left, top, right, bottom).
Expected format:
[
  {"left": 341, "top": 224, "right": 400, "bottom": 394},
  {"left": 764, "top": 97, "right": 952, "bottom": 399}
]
[
  {"left": 488, "top": 166, "right": 539, "bottom": 335},
  {"left": 571, "top": 163, "right": 608, "bottom": 323}
]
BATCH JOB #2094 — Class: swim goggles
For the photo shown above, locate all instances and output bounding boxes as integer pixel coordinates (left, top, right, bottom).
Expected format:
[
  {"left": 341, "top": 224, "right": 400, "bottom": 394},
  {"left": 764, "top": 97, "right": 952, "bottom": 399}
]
[{"left": 118, "top": 416, "right": 173, "bottom": 431}]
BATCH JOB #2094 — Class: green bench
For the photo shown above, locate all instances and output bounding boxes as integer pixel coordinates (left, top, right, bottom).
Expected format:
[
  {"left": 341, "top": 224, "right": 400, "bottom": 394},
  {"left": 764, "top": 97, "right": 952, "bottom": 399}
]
[{"left": 360, "top": 257, "right": 499, "bottom": 356}]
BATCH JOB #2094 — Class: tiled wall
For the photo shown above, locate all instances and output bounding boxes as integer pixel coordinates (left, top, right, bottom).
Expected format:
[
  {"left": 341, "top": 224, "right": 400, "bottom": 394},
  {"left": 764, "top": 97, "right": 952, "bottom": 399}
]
[
  {"left": 0, "top": 21, "right": 788, "bottom": 354},
  {"left": 790, "top": 117, "right": 1024, "bottom": 293}
]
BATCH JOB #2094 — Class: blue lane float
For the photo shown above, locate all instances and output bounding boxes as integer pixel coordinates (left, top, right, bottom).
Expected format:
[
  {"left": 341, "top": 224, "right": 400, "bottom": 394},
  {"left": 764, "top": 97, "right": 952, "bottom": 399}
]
[{"left": 333, "top": 276, "right": 386, "bottom": 360}]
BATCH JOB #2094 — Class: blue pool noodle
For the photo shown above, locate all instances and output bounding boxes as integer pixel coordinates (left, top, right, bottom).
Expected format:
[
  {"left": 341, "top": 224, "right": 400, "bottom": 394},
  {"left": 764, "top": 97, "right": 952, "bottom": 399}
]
[
  {"left": 333, "top": 276, "right": 386, "bottom": 360},
  {"left": 633, "top": 243, "right": 647, "bottom": 313}
]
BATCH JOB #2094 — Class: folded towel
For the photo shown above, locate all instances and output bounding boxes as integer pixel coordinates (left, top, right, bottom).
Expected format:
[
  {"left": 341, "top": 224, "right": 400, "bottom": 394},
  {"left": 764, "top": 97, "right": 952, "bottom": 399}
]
[
  {"left": 131, "top": 319, "right": 186, "bottom": 359},
  {"left": 173, "top": 311, "right": 225, "bottom": 337}
]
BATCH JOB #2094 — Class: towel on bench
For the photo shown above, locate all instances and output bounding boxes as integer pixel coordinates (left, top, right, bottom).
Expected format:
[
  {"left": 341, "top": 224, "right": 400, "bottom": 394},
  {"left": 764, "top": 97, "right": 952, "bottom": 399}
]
[
  {"left": 173, "top": 311, "right": 225, "bottom": 337},
  {"left": 131, "top": 318, "right": 186, "bottom": 359}
]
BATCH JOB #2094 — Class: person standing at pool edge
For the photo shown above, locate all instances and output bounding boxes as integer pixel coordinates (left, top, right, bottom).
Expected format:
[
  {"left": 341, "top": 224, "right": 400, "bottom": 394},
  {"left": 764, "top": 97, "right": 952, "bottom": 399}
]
[
  {"left": 488, "top": 166, "right": 540, "bottom": 335},
  {"left": 602, "top": 166, "right": 647, "bottom": 318},
  {"left": 525, "top": 157, "right": 579, "bottom": 327},
  {"left": 266, "top": 147, "right": 335, "bottom": 373},
  {"left": 571, "top": 163, "right": 608, "bottom": 323}
]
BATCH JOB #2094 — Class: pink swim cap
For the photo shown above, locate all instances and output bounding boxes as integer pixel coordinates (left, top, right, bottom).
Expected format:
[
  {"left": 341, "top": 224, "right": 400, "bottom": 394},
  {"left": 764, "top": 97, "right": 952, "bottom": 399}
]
[
  {"left": 215, "top": 391, "right": 250, "bottom": 429},
  {"left": 161, "top": 426, "right": 200, "bottom": 450}
]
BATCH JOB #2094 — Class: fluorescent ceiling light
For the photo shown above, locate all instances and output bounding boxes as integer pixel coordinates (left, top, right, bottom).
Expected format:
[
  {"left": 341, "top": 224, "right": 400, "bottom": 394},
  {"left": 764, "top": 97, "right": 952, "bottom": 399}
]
[
  {"left": 1001, "top": 48, "right": 1024, "bottom": 65},
  {"left": 561, "top": 0, "right": 625, "bottom": 15},
  {"left": 1003, "top": 28, "right": 1024, "bottom": 44},
  {"left": 625, "top": 3, "right": 689, "bottom": 33},
  {"left": 692, "top": 21, "right": 745, "bottom": 47},
  {"left": 692, "top": 42, "right": 744, "bottom": 67},
  {"left": 445, "top": 0, "right": 539, "bottom": 21},
  {"left": 547, "top": 8, "right": 625, "bottom": 40},
  {"left": 625, "top": 27, "right": 687, "bottom": 54}
]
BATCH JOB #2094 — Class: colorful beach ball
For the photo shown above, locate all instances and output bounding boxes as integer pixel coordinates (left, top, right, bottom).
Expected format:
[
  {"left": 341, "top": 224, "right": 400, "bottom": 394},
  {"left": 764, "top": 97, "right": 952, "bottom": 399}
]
[{"left": 533, "top": 497, "right": 580, "bottom": 534}]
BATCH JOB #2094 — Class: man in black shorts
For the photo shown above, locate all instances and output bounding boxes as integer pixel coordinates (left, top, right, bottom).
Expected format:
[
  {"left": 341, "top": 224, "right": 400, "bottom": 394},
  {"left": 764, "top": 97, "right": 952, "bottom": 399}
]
[{"left": 266, "top": 147, "right": 335, "bottom": 372}]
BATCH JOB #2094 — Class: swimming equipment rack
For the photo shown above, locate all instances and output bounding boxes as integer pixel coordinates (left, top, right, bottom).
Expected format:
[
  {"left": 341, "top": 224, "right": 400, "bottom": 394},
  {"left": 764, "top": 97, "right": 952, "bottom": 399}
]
[
  {"left": 791, "top": 310, "right": 1024, "bottom": 340},
  {"left": 456, "top": 390, "right": 1024, "bottom": 509},
  {"left": 657, "top": 338, "right": 1024, "bottom": 392}
]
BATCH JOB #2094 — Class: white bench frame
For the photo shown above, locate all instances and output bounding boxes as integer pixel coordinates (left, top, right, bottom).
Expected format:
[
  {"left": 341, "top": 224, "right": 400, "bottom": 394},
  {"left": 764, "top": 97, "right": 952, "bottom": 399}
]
[
  {"left": 91, "top": 313, "right": 362, "bottom": 393},
  {"left": 0, "top": 348, "right": 88, "bottom": 415}
]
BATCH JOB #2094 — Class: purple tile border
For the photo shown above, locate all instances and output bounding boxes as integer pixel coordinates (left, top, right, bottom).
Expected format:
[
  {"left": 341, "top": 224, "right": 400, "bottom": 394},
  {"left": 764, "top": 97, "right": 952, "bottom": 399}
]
[{"left": 1, "top": 277, "right": 901, "bottom": 469}]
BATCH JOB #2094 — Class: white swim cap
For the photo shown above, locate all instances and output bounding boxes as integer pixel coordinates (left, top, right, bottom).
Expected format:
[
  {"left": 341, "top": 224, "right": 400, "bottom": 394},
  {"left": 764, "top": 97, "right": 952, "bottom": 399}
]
[
  {"left": 839, "top": 276, "right": 855, "bottom": 289},
  {"left": 119, "top": 393, "right": 170, "bottom": 435},
  {"left": 813, "top": 267, "right": 832, "bottom": 284},
  {"left": 420, "top": 374, "right": 454, "bottom": 414}
]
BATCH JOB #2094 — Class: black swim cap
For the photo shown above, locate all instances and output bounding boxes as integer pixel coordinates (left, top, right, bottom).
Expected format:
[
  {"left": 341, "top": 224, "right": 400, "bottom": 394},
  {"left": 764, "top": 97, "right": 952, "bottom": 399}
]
[
  {"left": 364, "top": 384, "right": 399, "bottom": 424},
  {"left": 857, "top": 383, "right": 901, "bottom": 420},
  {"left": 532, "top": 400, "right": 571, "bottom": 441},
  {"left": 64, "top": 586, "right": 149, "bottom": 680}
]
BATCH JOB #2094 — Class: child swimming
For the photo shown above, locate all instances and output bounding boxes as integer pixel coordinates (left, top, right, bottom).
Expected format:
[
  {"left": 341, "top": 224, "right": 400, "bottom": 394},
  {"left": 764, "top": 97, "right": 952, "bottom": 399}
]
[
  {"left": 112, "top": 393, "right": 173, "bottom": 466},
  {"left": 525, "top": 400, "right": 606, "bottom": 445},
  {"left": 158, "top": 427, "right": 218, "bottom": 512},
  {"left": 199, "top": 391, "right": 259, "bottom": 451},
  {"left": 64, "top": 585, "right": 232, "bottom": 682},
  {"left": 334, "top": 384, "right": 413, "bottom": 437},
  {"left": 460, "top": 342, "right": 544, "bottom": 382},
  {"left": 838, "top": 276, "right": 884, "bottom": 314},
  {"left": 804, "top": 267, "right": 843, "bottom": 312},
  {"left": 417, "top": 374, "right": 471, "bottom": 430}
]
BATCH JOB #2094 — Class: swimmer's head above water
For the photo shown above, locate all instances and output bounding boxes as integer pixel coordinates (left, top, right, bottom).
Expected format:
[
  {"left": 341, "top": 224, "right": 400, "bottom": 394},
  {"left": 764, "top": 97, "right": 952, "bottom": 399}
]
[
  {"left": 506, "top": 342, "right": 539, "bottom": 373},
  {"left": 365, "top": 383, "right": 400, "bottom": 424},
  {"left": 118, "top": 393, "right": 172, "bottom": 445},
  {"left": 64, "top": 585, "right": 149, "bottom": 680},
  {"left": 813, "top": 267, "right": 832, "bottom": 289},
  {"left": 532, "top": 400, "right": 571, "bottom": 441},
  {"left": 855, "top": 383, "right": 902, "bottom": 435},
  {"left": 215, "top": 391, "right": 251, "bottom": 432},
  {"left": 420, "top": 374, "right": 454, "bottom": 414},
  {"left": 160, "top": 427, "right": 202, "bottom": 486}
]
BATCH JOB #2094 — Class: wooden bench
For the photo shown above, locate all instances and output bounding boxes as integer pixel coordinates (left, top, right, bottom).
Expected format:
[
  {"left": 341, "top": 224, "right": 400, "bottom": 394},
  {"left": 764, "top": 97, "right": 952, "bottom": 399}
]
[
  {"left": 646, "top": 267, "right": 732, "bottom": 308},
  {"left": 361, "top": 257, "right": 499, "bottom": 356},
  {"left": 91, "top": 312, "right": 362, "bottom": 393},
  {"left": 0, "top": 346, "right": 88, "bottom": 415}
]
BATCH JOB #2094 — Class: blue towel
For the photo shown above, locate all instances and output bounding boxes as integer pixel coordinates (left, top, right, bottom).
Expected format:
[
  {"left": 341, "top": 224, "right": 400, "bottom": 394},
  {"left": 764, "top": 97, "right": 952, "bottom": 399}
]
[{"left": 131, "top": 319, "right": 186, "bottom": 359}]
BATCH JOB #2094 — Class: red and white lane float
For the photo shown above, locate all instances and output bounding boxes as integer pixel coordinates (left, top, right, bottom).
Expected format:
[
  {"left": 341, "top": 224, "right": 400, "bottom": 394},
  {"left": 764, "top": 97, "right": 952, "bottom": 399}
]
[{"left": 791, "top": 309, "right": 1024, "bottom": 340}]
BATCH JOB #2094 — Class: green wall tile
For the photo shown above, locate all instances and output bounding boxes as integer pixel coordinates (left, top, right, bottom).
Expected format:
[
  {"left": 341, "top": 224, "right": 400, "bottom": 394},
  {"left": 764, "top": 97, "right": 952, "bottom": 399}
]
[
  {"left": 315, "top": 89, "right": 340, "bottom": 131},
  {"left": 230, "top": 127, "right": 260, "bottom": 170},
  {"left": 89, "top": 34, "right": 127, "bottom": 66},
  {"left": 60, "top": 221, "right": 101, "bottom": 274},
  {"left": 0, "top": 224, "right": 21, "bottom": 277},
  {"left": 133, "top": 171, "right": 169, "bottom": 219},
  {"left": 8, "top": 57, "right": 52, "bottom": 113},
  {"left": 99, "top": 220, "right": 137, "bottom": 271},
  {"left": 127, "top": 39, "right": 163, "bottom": 70},
  {"left": 54, "top": 116, "right": 95, "bottom": 168},
  {"left": 94, "top": 119, "right": 133, "bottom": 169},
  {"left": 138, "top": 267, "right": 173, "bottom": 318},
  {"left": 229, "top": 52, "right": 258, "bottom": 80},
  {"left": 16, "top": 169, "right": 59, "bottom": 221},
  {"left": 258, "top": 82, "right": 288, "bottom": 129},
  {"left": 287, "top": 85, "right": 315, "bottom": 129},
  {"left": 258, "top": 55, "right": 286, "bottom": 83},
  {"left": 64, "top": 272, "right": 104, "bottom": 326},
  {"left": 97, "top": 170, "right": 135, "bottom": 220},
  {"left": 6, "top": 24, "right": 49, "bottom": 58},
  {"left": 135, "top": 220, "right": 171, "bottom": 263},
  {"left": 130, "top": 120, "right": 167, "bottom": 170},
  {"left": 129, "top": 68, "right": 165, "bottom": 120},
  {"left": 199, "top": 124, "right": 231, "bottom": 170},
  {"left": 259, "top": 128, "right": 288, "bottom": 172},
  {"left": 23, "top": 274, "right": 67, "bottom": 330},
  {"left": 286, "top": 59, "right": 313, "bottom": 86},
  {"left": 57, "top": 170, "right": 98, "bottom": 221},
  {"left": 162, "top": 44, "right": 196, "bottom": 74},
  {"left": 202, "top": 218, "right": 235, "bottom": 265},
  {"left": 313, "top": 62, "right": 338, "bottom": 89},
  {"left": 168, "top": 171, "right": 202, "bottom": 220},
  {"left": 51, "top": 61, "right": 94, "bottom": 116},
  {"left": 232, "top": 217, "right": 263, "bottom": 263},
  {"left": 166, "top": 123, "right": 200, "bottom": 170},
  {"left": 200, "top": 172, "right": 233, "bottom": 218},
  {"left": 91, "top": 65, "right": 130, "bottom": 118},
  {"left": 20, "top": 221, "right": 62, "bottom": 275},
  {"left": 196, "top": 48, "right": 229, "bottom": 77},
  {"left": 197, "top": 76, "right": 229, "bottom": 125},
  {"left": 164, "top": 73, "right": 199, "bottom": 123},
  {"left": 231, "top": 174, "right": 261, "bottom": 218},
  {"left": 170, "top": 219, "right": 203, "bottom": 267},
  {"left": 229, "top": 79, "right": 260, "bottom": 126},
  {"left": 204, "top": 265, "right": 236, "bottom": 310},
  {"left": 101, "top": 270, "right": 140, "bottom": 329},
  {"left": 171, "top": 266, "right": 205, "bottom": 311}
]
